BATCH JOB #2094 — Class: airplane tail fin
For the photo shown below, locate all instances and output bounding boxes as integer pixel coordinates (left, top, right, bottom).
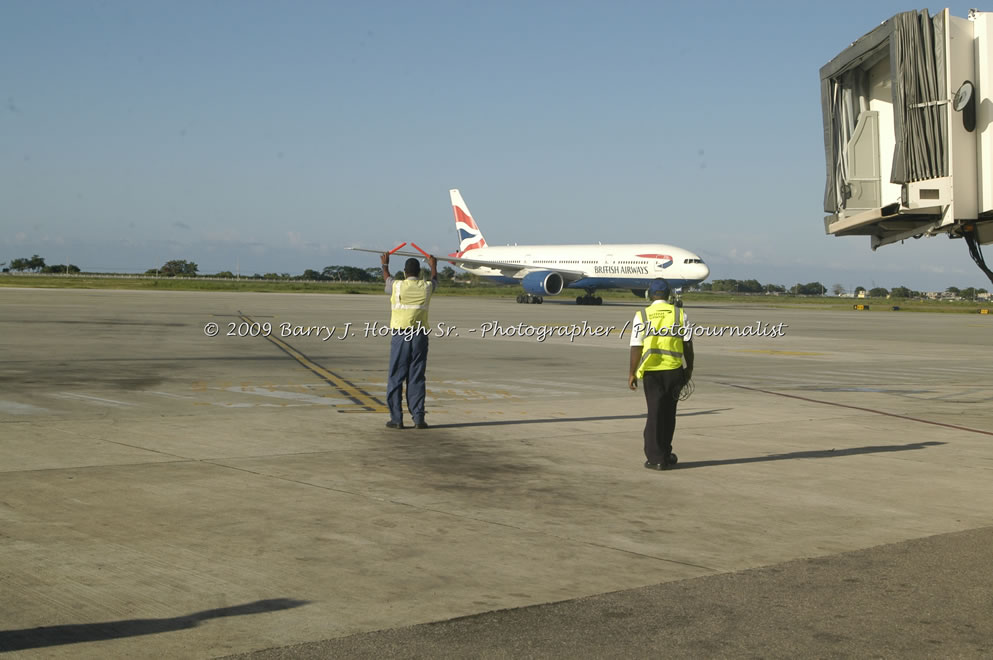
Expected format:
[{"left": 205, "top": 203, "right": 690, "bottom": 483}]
[{"left": 451, "top": 189, "right": 487, "bottom": 254}]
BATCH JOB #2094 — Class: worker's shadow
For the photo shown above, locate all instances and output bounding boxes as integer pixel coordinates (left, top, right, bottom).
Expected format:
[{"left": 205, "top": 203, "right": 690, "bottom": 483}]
[
  {"left": 429, "top": 409, "right": 730, "bottom": 429},
  {"left": 0, "top": 598, "right": 309, "bottom": 652},
  {"left": 673, "top": 441, "right": 946, "bottom": 470}
]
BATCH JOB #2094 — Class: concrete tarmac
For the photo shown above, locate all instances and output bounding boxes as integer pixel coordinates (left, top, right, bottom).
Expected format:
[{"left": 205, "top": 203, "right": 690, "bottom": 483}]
[{"left": 1, "top": 288, "right": 991, "bottom": 658}]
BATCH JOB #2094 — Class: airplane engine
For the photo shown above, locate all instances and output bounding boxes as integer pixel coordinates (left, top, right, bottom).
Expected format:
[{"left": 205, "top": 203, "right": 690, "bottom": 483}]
[{"left": 521, "top": 271, "right": 564, "bottom": 296}]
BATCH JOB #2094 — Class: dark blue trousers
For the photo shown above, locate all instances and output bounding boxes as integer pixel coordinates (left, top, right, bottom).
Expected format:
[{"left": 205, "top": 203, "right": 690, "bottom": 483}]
[
  {"left": 387, "top": 331, "right": 429, "bottom": 425},
  {"left": 642, "top": 368, "right": 683, "bottom": 464}
]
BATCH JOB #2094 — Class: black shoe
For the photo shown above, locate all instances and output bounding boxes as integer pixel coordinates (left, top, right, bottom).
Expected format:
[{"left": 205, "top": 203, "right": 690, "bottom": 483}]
[
  {"left": 666, "top": 453, "right": 678, "bottom": 466},
  {"left": 644, "top": 460, "right": 664, "bottom": 471},
  {"left": 414, "top": 421, "right": 429, "bottom": 429},
  {"left": 386, "top": 421, "right": 404, "bottom": 429}
]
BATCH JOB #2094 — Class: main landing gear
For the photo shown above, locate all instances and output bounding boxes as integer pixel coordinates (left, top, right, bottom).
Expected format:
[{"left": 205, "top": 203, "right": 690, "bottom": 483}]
[
  {"left": 516, "top": 293, "right": 543, "bottom": 304},
  {"left": 575, "top": 291, "right": 602, "bottom": 305}
]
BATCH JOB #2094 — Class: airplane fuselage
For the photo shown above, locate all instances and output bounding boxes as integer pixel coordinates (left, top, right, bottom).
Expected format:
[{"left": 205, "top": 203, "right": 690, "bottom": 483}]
[{"left": 457, "top": 243, "right": 710, "bottom": 291}]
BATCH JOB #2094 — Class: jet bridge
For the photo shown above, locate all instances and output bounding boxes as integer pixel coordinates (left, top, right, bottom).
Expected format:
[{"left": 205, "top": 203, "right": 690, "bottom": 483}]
[{"left": 820, "top": 8, "right": 993, "bottom": 283}]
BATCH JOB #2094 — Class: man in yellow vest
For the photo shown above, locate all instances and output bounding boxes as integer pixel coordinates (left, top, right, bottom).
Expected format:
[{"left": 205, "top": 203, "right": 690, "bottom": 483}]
[
  {"left": 380, "top": 252, "right": 438, "bottom": 429},
  {"left": 628, "top": 278, "right": 694, "bottom": 470}
]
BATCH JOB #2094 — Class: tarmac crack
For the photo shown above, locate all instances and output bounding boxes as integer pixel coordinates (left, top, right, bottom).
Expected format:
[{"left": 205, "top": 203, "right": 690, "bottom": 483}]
[{"left": 721, "top": 382, "right": 993, "bottom": 437}]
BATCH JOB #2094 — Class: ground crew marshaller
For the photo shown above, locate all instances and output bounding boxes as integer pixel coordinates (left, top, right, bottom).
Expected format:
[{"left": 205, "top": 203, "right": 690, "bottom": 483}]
[
  {"left": 628, "top": 278, "right": 694, "bottom": 470},
  {"left": 380, "top": 253, "right": 438, "bottom": 429}
]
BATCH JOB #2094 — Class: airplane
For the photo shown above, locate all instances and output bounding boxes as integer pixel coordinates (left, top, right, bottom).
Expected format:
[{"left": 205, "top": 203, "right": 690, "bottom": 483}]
[{"left": 350, "top": 189, "right": 710, "bottom": 305}]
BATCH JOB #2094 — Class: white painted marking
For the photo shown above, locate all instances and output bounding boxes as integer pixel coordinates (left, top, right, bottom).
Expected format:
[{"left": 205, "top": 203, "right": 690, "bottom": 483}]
[
  {"left": 0, "top": 400, "right": 52, "bottom": 415},
  {"left": 50, "top": 392, "right": 136, "bottom": 407},
  {"left": 143, "top": 391, "right": 196, "bottom": 400},
  {"left": 222, "top": 386, "right": 351, "bottom": 406},
  {"left": 209, "top": 402, "right": 311, "bottom": 408}
]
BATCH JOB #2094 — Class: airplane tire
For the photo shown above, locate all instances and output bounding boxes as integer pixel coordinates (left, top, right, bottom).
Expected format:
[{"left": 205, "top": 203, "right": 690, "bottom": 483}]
[
  {"left": 576, "top": 296, "right": 584, "bottom": 305},
  {"left": 595, "top": 297, "right": 602, "bottom": 305},
  {"left": 537, "top": 297, "right": 543, "bottom": 304},
  {"left": 516, "top": 294, "right": 524, "bottom": 304}
]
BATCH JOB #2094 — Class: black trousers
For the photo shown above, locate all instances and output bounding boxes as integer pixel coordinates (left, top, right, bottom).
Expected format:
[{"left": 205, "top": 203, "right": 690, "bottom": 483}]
[{"left": 642, "top": 369, "right": 684, "bottom": 464}]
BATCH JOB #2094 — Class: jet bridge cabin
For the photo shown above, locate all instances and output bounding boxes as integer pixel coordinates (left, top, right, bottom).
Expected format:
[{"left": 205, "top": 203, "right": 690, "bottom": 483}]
[{"left": 820, "top": 8, "right": 993, "bottom": 280}]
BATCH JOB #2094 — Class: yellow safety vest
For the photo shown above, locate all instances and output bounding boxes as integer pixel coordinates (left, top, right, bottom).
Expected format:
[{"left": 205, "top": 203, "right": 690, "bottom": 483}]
[
  {"left": 390, "top": 278, "right": 433, "bottom": 329},
  {"left": 634, "top": 303, "right": 685, "bottom": 378}
]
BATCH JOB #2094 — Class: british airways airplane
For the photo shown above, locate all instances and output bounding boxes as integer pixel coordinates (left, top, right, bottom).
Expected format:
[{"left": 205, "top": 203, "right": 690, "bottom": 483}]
[{"left": 353, "top": 189, "right": 710, "bottom": 305}]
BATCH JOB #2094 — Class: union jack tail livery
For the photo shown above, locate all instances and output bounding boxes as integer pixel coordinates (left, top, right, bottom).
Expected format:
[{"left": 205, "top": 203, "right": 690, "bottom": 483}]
[{"left": 451, "top": 189, "right": 487, "bottom": 255}]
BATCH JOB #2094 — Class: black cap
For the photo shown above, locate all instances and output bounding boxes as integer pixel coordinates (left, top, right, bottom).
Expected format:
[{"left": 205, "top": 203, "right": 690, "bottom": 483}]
[{"left": 649, "top": 278, "right": 670, "bottom": 298}]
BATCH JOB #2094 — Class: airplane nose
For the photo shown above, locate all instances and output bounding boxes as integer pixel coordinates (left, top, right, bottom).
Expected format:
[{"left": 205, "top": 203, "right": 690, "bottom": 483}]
[{"left": 698, "top": 263, "right": 710, "bottom": 281}]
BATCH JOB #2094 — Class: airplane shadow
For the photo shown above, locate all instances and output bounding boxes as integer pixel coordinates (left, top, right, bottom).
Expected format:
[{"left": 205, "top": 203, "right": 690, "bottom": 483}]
[
  {"left": 428, "top": 409, "right": 730, "bottom": 429},
  {"left": 673, "top": 441, "right": 947, "bottom": 470},
  {"left": 0, "top": 598, "right": 309, "bottom": 652}
]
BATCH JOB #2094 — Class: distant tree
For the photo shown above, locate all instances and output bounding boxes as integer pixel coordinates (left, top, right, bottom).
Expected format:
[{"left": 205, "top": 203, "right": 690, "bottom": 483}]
[
  {"left": 890, "top": 286, "right": 913, "bottom": 298},
  {"left": 960, "top": 287, "right": 977, "bottom": 300},
  {"left": 698, "top": 282, "right": 713, "bottom": 292},
  {"left": 394, "top": 271, "right": 405, "bottom": 280},
  {"left": 213, "top": 271, "right": 235, "bottom": 278},
  {"left": 710, "top": 279, "right": 737, "bottom": 292},
  {"left": 763, "top": 283, "right": 786, "bottom": 294},
  {"left": 738, "top": 279, "right": 763, "bottom": 293},
  {"left": 946, "top": 286, "right": 961, "bottom": 295},
  {"left": 855, "top": 286, "right": 866, "bottom": 294},
  {"left": 365, "top": 267, "right": 383, "bottom": 281},
  {"left": 440, "top": 266, "right": 456, "bottom": 281},
  {"left": 796, "top": 282, "right": 826, "bottom": 295},
  {"left": 868, "top": 287, "right": 889, "bottom": 298},
  {"left": 42, "top": 264, "right": 80, "bottom": 274},
  {"left": 831, "top": 283, "right": 845, "bottom": 296},
  {"left": 160, "top": 259, "right": 198, "bottom": 277},
  {"left": 10, "top": 255, "right": 46, "bottom": 272},
  {"left": 262, "top": 272, "right": 282, "bottom": 280},
  {"left": 300, "top": 269, "right": 324, "bottom": 281}
]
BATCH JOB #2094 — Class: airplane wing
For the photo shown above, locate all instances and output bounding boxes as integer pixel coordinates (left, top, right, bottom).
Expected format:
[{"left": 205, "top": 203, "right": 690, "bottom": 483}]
[{"left": 346, "top": 247, "right": 586, "bottom": 282}]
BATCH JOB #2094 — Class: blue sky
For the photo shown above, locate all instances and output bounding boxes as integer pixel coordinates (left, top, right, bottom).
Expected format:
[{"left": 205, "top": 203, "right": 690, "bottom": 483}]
[{"left": 2, "top": 1, "right": 989, "bottom": 290}]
